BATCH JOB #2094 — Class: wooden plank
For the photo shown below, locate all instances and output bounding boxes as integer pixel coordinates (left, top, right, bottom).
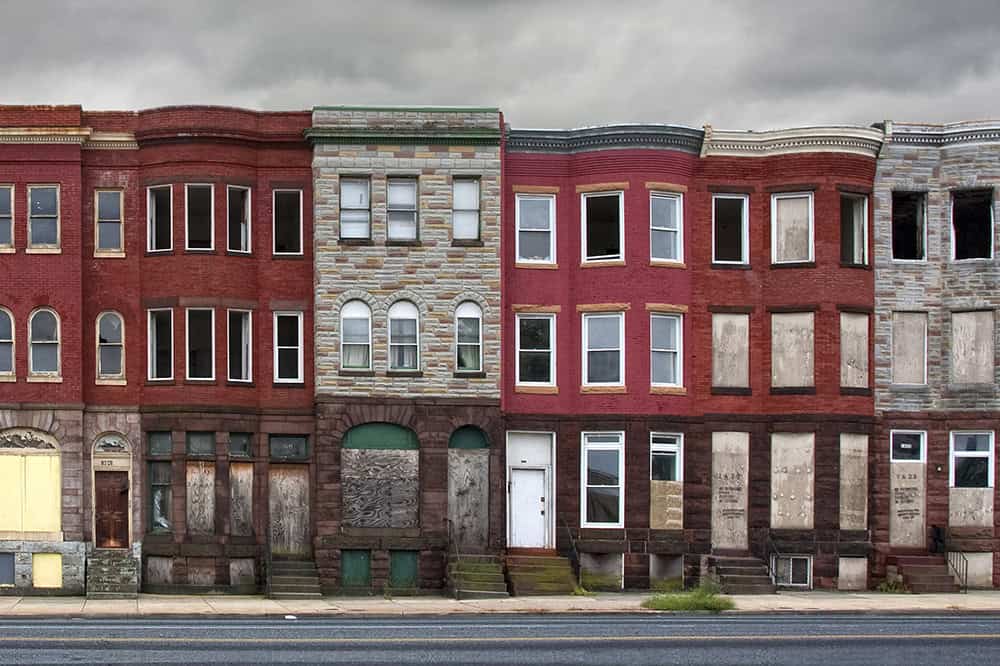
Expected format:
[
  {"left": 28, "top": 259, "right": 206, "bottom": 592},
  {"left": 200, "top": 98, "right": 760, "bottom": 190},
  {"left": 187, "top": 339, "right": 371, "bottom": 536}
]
[
  {"left": 448, "top": 449, "right": 489, "bottom": 552},
  {"left": 229, "top": 462, "right": 253, "bottom": 537},
  {"left": 268, "top": 466, "right": 310, "bottom": 556},
  {"left": 186, "top": 461, "right": 215, "bottom": 535}
]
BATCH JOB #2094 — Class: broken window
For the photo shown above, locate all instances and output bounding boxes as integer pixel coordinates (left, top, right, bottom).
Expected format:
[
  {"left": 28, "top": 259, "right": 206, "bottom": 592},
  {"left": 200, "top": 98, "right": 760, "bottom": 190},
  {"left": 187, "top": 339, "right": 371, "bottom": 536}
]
[
  {"left": 229, "top": 432, "right": 252, "bottom": 457},
  {"left": 951, "top": 310, "right": 994, "bottom": 384},
  {"left": 712, "top": 194, "right": 747, "bottom": 263},
  {"left": 0, "top": 186, "right": 11, "bottom": 248},
  {"left": 28, "top": 186, "right": 59, "bottom": 248},
  {"left": 516, "top": 314, "right": 554, "bottom": 384},
  {"left": 340, "top": 178, "right": 370, "bottom": 240},
  {"left": 950, "top": 432, "right": 994, "bottom": 488},
  {"left": 185, "top": 184, "right": 213, "bottom": 250},
  {"left": 148, "top": 309, "right": 173, "bottom": 380},
  {"left": 97, "top": 312, "right": 124, "bottom": 380},
  {"left": 272, "top": 189, "right": 302, "bottom": 254},
  {"left": 227, "top": 186, "right": 250, "bottom": 253},
  {"left": 227, "top": 310, "right": 251, "bottom": 382},
  {"left": 840, "top": 194, "right": 867, "bottom": 265},
  {"left": 149, "top": 461, "right": 172, "bottom": 532},
  {"left": 890, "top": 430, "right": 925, "bottom": 462},
  {"left": 148, "top": 186, "right": 172, "bottom": 252},
  {"left": 771, "top": 312, "right": 814, "bottom": 388},
  {"left": 452, "top": 178, "right": 480, "bottom": 240},
  {"left": 583, "top": 192, "right": 622, "bottom": 261},
  {"left": 516, "top": 194, "right": 555, "bottom": 263},
  {"left": 891, "top": 312, "right": 927, "bottom": 385},
  {"left": 269, "top": 435, "right": 308, "bottom": 460},
  {"left": 952, "top": 189, "right": 993, "bottom": 260},
  {"left": 712, "top": 313, "right": 749, "bottom": 388},
  {"left": 186, "top": 308, "right": 214, "bottom": 380},
  {"left": 771, "top": 192, "right": 813, "bottom": 264},
  {"left": 273, "top": 312, "right": 303, "bottom": 382},
  {"left": 891, "top": 192, "right": 925, "bottom": 260}
]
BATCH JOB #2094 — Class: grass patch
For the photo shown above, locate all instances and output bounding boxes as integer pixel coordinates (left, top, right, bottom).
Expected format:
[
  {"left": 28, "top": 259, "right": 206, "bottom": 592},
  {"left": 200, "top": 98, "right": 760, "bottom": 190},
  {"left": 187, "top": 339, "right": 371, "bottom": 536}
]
[
  {"left": 642, "top": 584, "right": 735, "bottom": 613},
  {"left": 650, "top": 577, "right": 684, "bottom": 593},
  {"left": 571, "top": 585, "right": 596, "bottom": 596},
  {"left": 876, "top": 579, "right": 909, "bottom": 594},
  {"left": 580, "top": 571, "right": 623, "bottom": 592}
]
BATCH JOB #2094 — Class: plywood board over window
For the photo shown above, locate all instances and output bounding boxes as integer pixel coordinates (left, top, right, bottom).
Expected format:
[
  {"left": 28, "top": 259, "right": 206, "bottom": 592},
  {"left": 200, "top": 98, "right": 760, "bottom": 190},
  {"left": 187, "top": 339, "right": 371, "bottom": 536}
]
[
  {"left": 892, "top": 312, "right": 926, "bottom": 385},
  {"left": 186, "top": 461, "right": 215, "bottom": 535},
  {"left": 771, "top": 433, "right": 814, "bottom": 529},
  {"left": 771, "top": 312, "right": 814, "bottom": 388},
  {"left": 951, "top": 311, "right": 994, "bottom": 384},
  {"left": 712, "top": 313, "right": 749, "bottom": 388},
  {"left": 840, "top": 312, "right": 869, "bottom": 388}
]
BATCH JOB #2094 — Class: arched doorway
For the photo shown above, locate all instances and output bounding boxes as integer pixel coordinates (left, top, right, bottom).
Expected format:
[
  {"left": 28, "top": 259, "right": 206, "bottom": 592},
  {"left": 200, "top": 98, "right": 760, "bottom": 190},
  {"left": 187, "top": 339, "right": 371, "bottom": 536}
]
[
  {"left": 448, "top": 425, "right": 489, "bottom": 553},
  {"left": 92, "top": 433, "right": 132, "bottom": 549}
]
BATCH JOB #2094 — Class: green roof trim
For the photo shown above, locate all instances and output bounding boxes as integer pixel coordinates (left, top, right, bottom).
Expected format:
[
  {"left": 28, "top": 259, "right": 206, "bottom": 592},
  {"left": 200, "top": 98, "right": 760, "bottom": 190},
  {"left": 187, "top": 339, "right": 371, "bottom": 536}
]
[
  {"left": 314, "top": 105, "right": 499, "bottom": 113},
  {"left": 343, "top": 422, "right": 419, "bottom": 450},
  {"left": 448, "top": 426, "right": 490, "bottom": 449},
  {"left": 305, "top": 127, "right": 501, "bottom": 146}
]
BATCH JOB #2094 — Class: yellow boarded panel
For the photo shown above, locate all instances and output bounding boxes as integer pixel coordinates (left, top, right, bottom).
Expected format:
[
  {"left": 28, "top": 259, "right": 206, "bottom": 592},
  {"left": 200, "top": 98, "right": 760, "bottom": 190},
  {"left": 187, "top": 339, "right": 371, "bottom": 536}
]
[
  {"left": 23, "top": 454, "right": 61, "bottom": 533},
  {"left": 0, "top": 456, "right": 24, "bottom": 532},
  {"left": 32, "top": 553, "right": 62, "bottom": 588}
]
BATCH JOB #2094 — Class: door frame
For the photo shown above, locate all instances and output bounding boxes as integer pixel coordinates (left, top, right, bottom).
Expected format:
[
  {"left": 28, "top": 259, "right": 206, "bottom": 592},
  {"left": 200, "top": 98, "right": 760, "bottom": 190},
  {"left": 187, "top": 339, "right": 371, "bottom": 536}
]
[
  {"left": 505, "top": 431, "right": 556, "bottom": 549},
  {"left": 91, "top": 433, "right": 133, "bottom": 550}
]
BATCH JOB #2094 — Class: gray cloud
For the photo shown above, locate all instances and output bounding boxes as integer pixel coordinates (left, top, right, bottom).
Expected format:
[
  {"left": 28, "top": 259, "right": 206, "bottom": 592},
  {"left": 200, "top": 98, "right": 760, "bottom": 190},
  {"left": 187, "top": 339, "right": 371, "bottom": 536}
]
[{"left": 0, "top": 0, "right": 997, "bottom": 129}]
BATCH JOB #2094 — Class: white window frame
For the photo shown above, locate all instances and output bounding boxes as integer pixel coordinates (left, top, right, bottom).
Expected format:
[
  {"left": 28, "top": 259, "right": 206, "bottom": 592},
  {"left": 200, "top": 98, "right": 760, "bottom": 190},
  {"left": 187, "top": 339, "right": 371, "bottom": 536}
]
[
  {"left": 649, "top": 191, "right": 683, "bottom": 263},
  {"left": 388, "top": 301, "right": 420, "bottom": 371},
  {"left": 26, "top": 184, "right": 60, "bottom": 251},
  {"left": 452, "top": 177, "right": 481, "bottom": 241},
  {"left": 891, "top": 191, "right": 928, "bottom": 263},
  {"left": 339, "top": 177, "right": 371, "bottom": 240},
  {"left": 582, "top": 312, "right": 625, "bottom": 387},
  {"left": 147, "top": 185, "right": 173, "bottom": 253},
  {"left": 889, "top": 429, "right": 926, "bottom": 463},
  {"left": 650, "top": 432, "right": 683, "bottom": 482},
  {"left": 96, "top": 310, "right": 125, "bottom": 383},
  {"left": 890, "top": 312, "right": 928, "bottom": 386},
  {"left": 340, "top": 300, "right": 372, "bottom": 372},
  {"left": 28, "top": 307, "right": 60, "bottom": 377},
  {"left": 226, "top": 308, "right": 253, "bottom": 383},
  {"left": 455, "top": 301, "right": 483, "bottom": 374},
  {"left": 185, "top": 308, "right": 215, "bottom": 381},
  {"left": 515, "top": 313, "right": 556, "bottom": 387},
  {"left": 771, "top": 554, "right": 812, "bottom": 588},
  {"left": 226, "top": 185, "right": 252, "bottom": 254},
  {"left": 272, "top": 189, "right": 303, "bottom": 256},
  {"left": 387, "top": 177, "right": 419, "bottom": 241},
  {"left": 184, "top": 183, "right": 214, "bottom": 251},
  {"left": 0, "top": 184, "right": 12, "bottom": 250},
  {"left": 147, "top": 308, "right": 174, "bottom": 381},
  {"left": 949, "top": 431, "right": 995, "bottom": 488},
  {"left": 515, "top": 193, "right": 556, "bottom": 264},
  {"left": 950, "top": 190, "right": 995, "bottom": 262},
  {"left": 0, "top": 307, "right": 14, "bottom": 379},
  {"left": 273, "top": 311, "right": 304, "bottom": 383},
  {"left": 580, "top": 190, "right": 625, "bottom": 262},
  {"left": 650, "top": 313, "right": 683, "bottom": 388},
  {"left": 770, "top": 191, "right": 815, "bottom": 264},
  {"left": 711, "top": 193, "right": 749, "bottom": 264},
  {"left": 580, "top": 431, "right": 626, "bottom": 529},
  {"left": 94, "top": 189, "right": 124, "bottom": 256},
  {"left": 840, "top": 193, "right": 868, "bottom": 266}
]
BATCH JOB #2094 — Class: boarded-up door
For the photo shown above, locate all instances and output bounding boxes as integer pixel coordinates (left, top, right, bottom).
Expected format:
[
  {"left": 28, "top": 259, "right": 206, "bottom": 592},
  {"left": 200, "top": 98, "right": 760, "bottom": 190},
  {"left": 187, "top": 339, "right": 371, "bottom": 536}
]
[
  {"left": 448, "top": 448, "right": 489, "bottom": 552},
  {"left": 95, "top": 471, "right": 129, "bottom": 548},
  {"left": 269, "top": 466, "right": 309, "bottom": 557}
]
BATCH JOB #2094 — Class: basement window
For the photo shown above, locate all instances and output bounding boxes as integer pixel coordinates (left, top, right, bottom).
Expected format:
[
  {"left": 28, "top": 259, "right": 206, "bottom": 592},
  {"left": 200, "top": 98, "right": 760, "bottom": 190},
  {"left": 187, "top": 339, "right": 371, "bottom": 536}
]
[
  {"left": 840, "top": 194, "right": 868, "bottom": 265},
  {"left": 185, "top": 184, "right": 213, "bottom": 250},
  {"left": 952, "top": 189, "right": 994, "bottom": 260},
  {"left": 712, "top": 194, "right": 748, "bottom": 264},
  {"left": 891, "top": 192, "right": 925, "bottom": 260},
  {"left": 950, "top": 431, "right": 994, "bottom": 488},
  {"left": 582, "top": 192, "right": 623, "bottom": 262},
  {"left": 772, "top": 555, "right": 811, "bottom": 587}
]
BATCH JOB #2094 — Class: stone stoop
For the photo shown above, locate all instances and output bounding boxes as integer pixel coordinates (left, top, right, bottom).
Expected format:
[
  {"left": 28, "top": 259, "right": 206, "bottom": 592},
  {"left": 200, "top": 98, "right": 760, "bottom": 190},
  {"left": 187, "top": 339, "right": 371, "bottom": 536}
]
[
  {"left": 710, "top": 555, "right": 776, "bottom": 594},
  {"left": 504, "top": 553, "right": 577, "bottom": 596},
  {"left": 269, "top": 558, "right": 323, "bottom": 599},
  {"left": 86, "top": 549, "right": 139, "bottom": 599},
  {"left": 886, "top": 554, "right": 960, "bottom": 593},
  {"left": 446, "top": 555, "right": 510, "bottom": 600}
]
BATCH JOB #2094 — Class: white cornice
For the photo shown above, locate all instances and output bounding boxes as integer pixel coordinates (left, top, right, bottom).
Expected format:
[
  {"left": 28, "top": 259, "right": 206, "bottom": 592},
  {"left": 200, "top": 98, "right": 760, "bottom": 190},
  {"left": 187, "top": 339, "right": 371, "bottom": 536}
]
[
  {"left": 884, "top": 120, "right": 1000, "bottom": 148},
  {"left": 83, "top": 132, "right": 139, "bottom": 150},
  {"left": 701, "top": 125, "right": 884, "bottom": 158},
  {"left": 0, "top": 127, "right": 138, "bottom": 150}
]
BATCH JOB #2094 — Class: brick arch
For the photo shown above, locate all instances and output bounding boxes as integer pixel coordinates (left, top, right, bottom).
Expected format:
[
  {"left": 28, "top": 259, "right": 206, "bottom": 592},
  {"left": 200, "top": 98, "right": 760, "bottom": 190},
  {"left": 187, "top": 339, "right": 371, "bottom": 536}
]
[
  {"left": 331, "top": 402, "right": 420, "bottom": 442},
  {"left": 383, "top": 289, "right": 430, "bottom": 319},
  {"left": 0, "top": 409, "right": 67, "bottom": 443},
  {"left": 331, "top": 289, "right": 379, "bottom": 315},
  {"left": 448, "top": 291, "right": 491, "bottom": 318}
]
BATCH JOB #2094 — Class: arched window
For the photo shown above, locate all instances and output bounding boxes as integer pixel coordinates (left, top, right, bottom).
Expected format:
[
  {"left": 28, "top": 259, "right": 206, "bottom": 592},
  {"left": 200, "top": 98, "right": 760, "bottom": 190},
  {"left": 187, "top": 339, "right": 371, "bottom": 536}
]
[
  {"left": 97, "top": 312, "right": 125, "bottom": 380},
  {"left": 0, "top": 308, "right": 12, "bottom": 376},
  {"left": 455, "top": 301, "right": 483, "bottom": 373},
  {"left": 29, "top": 309, "right": 59, "bottom": 376},
  {"left": 387, "top": 301, "right": 419, "bottom": 371},
  {"left": 341, "top": 300, "right": 372, "bottom": 370}
]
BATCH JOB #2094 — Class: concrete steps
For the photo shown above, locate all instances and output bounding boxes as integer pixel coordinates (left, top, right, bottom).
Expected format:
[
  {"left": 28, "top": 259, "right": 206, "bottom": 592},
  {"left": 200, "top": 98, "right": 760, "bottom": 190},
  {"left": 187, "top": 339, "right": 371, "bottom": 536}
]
[
  {"left": 86, "top": 549, "right": 139, "bottom": 599},
  {"left": 504, "top": 553, "right": 576, "bottom": 596},
  {"left": 269, "top": 558, "right": 322, "bottom": 599},
  {"left": 887, "top": 554, "right": 959, "bottom": 593},
  {"left": 446, "top": 555, "right": 510, "bottom": 599},
  {"left": 711, "top": 555, "right": 776, "bottom": 595}
]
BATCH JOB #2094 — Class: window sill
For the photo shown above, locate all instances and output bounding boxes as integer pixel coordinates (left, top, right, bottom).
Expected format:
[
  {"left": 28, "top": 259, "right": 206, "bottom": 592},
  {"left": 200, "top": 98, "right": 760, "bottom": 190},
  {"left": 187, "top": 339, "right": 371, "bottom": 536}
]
[
  {"left": 271, "top": 253, "right": 305, "bottom": 260},
  {"left": 515, "top": 385, "right": 558, "bottom": 394},
  {"left": 712, "top": 386, "right": 751, "bottom": 395},
  {"left": 145, "top": 249, "right": 174, "bottom": 256},
  {"left": 454, "top": 371, "right": 487, "bottom": 378},
  {"left": 226, "top": 380, "right": 255, "bottom": 387},
  {"left": 273, "top": 381, "right": 305, "bottom": 387},
  {"left": 339, "top": 370, "right": 375, "bottom": 377},
  {"left": 339, "top": 238, "right": 374, "bottom": 246},
  {"left": 650, "top": 260, "right": 686, "bottom": 269},
  {"left": 650, "top": 386, "right": 686, "bottom": 395},
  {"left": 225, "top": 250, "right": 253, "bottom": 257},
  {"left": 581, "top": 385, "right": 626, "bottom": 394},
  {"left": 184, "top": 378, "right": 217, "bottom": 385},
  {"left": 514, "top": 262, "right": 558, "bottom": 270},
  {"left": 943, "top": 383, "right": 997, "bottom": 395},
  {"left": 0, "top": 247, "right": 14, "bottom": 254},
  {"left": 580, "top": 259, "right": 625, "bottom": 268},
  {"left": 840, "top": 387, "right": 872, "bottom": 396},
  {"left": 452, "top": 239, "right": 483, "bottom": 247},
  {"left": 145, "top": 379, "right": 176, "bottom": 386},
  {"left": 770, "top": 261, "right": 816, "bottom": 269},
  {"left": 25, "top": 247, "right": 61, "bottom": 254},
  {"left": 387, "top": 370, "right": 423, "bottom": 377},
  {"left": 711, "top": 262, "right": 751, "bottom": 270},
  {"left": 951, "top": 258, "right": 995, "bottom": 264},
  {"left": 385, "top": 240, "right": 422, "bottom": 247},
  {"left": 889, "top": 384, "right": 929, "bottom": 392},
  {"left": 839, "top": 262, "right": 870, "bottom": 270},
  {"left": 0, "top": 374, "right": 15, "bottom": 383},
  {"left": 96, "top": 378, "right": 127, "bottom": 386},
  {"left": 26, "top": 375, "right": 62, "bottom": 383},
  {"left": 770, "top": 386, "right": 816, "bottom": 395},
  {"left": 94, "top": 251, "right": 126, "bottom": 259},
  {"left": 183, "top": 248, "right": 216, "bottom": 254}
]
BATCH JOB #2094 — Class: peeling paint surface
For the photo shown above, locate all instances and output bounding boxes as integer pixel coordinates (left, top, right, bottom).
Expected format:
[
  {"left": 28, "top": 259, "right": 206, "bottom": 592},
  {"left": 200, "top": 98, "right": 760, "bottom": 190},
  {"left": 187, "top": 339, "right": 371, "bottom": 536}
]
[
  {"left": 269, "top": 466, "right": 310, "bottom": 557},
  {"left": 951, "top": 310, "right": 994, "bottom": 384},
  {"left": 840, "top": 312, "right": 869, "bottom": 388},
  {"left": 770, "top": 433, "right": 814, "bottom": 529},
  {"left": 185, "top": 461, "right": 215, "bottom": 535},
  {"left": 890, "top": 461, "right": 925, "bottom": 548},
  {"left": 342, "top": 449, "right": 419, "bottom": 528},
  {"left": 839, "top": 434, "right": 868, "bottom": 530},
  {"left": 771, "top": 312, "right": 814, "bottom": 387},
  {"left": 711, "top": 432, "right": 748, "bottom": 551},
  {"left": 649, "top": 480, "right": 683, "bottom": 530},
  {"left": 230, "top": 462, "right": 253, "bottom": 537},
  {"left": 712, "top": 314, "right": 749, "bottom": 387}
]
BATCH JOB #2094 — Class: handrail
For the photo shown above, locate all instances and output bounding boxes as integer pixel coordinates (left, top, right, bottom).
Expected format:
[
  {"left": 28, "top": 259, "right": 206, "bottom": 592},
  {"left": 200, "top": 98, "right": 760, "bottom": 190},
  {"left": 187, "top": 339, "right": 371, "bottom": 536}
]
[
  {"left": 558, "top": 513, "right": 581, "bottom": 586},
  {"left": 752, "top": 532, "right": 782, "bottom": 585},
  {"left": 945, "top": 532, "right": 969, "bottom": 593}
]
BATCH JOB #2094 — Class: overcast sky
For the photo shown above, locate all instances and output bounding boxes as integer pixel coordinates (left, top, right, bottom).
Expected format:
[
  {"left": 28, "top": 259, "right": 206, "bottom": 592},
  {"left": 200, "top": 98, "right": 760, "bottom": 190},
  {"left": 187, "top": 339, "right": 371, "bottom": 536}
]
[{"left": 2, "top": 0, "right": 998, "bottom": 130}]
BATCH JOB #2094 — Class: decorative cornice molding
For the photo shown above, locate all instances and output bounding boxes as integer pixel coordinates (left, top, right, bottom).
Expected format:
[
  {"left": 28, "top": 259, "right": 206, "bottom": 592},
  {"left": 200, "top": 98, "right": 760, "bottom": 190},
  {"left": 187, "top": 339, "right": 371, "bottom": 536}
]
[
  {"left": 83, "top": 132, "right": 139, "bottom": 150},
  {"left": 700, "top": 125, "right": 884, "bottom": 158},
  {"left": 883, "top": 120, "right": 1000, "bottom": 147},
  {"left": 506, "top": 124, "right": 704, "bottom": 154},
  {"left": 305, "top": 127, "right": 501, "bottom": 146},
  {"left": 0, "top": 127, "right": 139, "bottom": 150}
]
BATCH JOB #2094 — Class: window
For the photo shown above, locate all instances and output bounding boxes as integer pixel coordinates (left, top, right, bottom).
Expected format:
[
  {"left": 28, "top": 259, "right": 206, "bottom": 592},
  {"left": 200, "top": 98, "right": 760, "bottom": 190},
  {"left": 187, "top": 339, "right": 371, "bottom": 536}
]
[
  {"left": 148, "top": 461, "right": 171, "bottom": 532},
  {"left": 891, "top": 192, "right": 925, "bottom": 261},
  {"left": 952, "top": 189, "right": 993, "bottom": 260},
  {"left": 840, "top": 312, "right": 869, "bottom": 389},
  {"left": 28, "top": 186, "right": 59, "bottom": 249},
  {"left": 712, "top": 313, "right": 750, "bottom": 388},
  {"left": 650, "top": 192, "right": 682, "bottom": 262},
  {"left": 650, "top": 433, "right": 683, "bottom": 482},
  {"left": 516, "top": 314, "right": 555, "bottom": 385},
  {"left": 582, "top": 192, "right": 623, "bottom": 261},
  {"left": 455, "top": 301, "right": 482, "bottom": 373},
  {"left": 890, "top": 430, "right": 925, "bottom": 463},
  {"left": 148, "top": 431, "right": 172, "bottom": 456},
  {"left": 95, "top": 190, "right": 123, "bottom": 254},
  {"left": 388, "top": 301, "right": 419, "bottom": 371},
  {"left": 840, "top": 194, "right": 868, "bottom": 265},
  {"left": 147, "top": 309, "right": 173, "bottom": 380},
  {"left": 229, "top": 432, "right": 251, "bottom": 457},
  {"left": 0, "top": 185, "right": 11, "bottom": 248},
  {"left": 771, "top": 312, "right": 814, "bottom": 388},
  {"left": 951, "top": 310, "right": 994, "bottom": 384},
  {"left": 712, "top": 194, "right": 748, "bottom": 263},
  {"left": 227, "top": 186, "right": 251, "bottom": 253},
  {"left": 950, "top": 431, "right": 994, "bottom": 488},
  {"left": 0, "top": 309, "right": 12, "bottom": 376},
  {"left": 340, "top": 178, "right": 370, "bottom": 240},
  {"left": 29, "top": 309, "right": 59, "bottom": 375},
  {"left": 0, "top": 552, "right": 13, "bottom": 586},
  {"left": 147, "top": 185, "right": 172, "bottom": 252},
  {"left": 581, "top": 432, "right": 625, "bottom": 528},
  {"left": 272, "top": 189, "right": 302, "bottom": 254},
  {"left": 891, "top": 312, "right": 927, "bottom": 385},
  {"left": 97, "top": 312, "right": 124, "bottom": 381},
  {"left": 186, "top": 431, "right": 215, "bottom": 456},
  {"left": 583, "top": 312, "right": 624, "bottom": 385},
  {"left": 387, "top": 178, "right": 418, "bottom": 241},
  {"left": 273, "top": 312, "right": 303, "bottom": 382},
  {"left": 452, "top": 178, "right": 480, "bottom": 240},
  {"left": 184, "top": 184, "right": 213, "bottom": 250},
  {"left": 771, "top": 192, "right": 813, "bottom": 264},
  {"left": 516, "top": 194, "right": 555, "bottom": 263},
  {"left": 650, "top": 313, "right": 682, "bottom": 387},
  {"left": 227, "top": 309, "right": 252, "bottom": 382},
  {"left": 340, "top": 300, "right": 372, "bottom": 371},
  {"left": 270, "top": 435, "right": 308, "bottom": 460},
  {"left": 772, "top": 555, "right": 811, "bottom": 587},
  {"left": 185, "top": 309, "right": 214, "bottom": 380}
]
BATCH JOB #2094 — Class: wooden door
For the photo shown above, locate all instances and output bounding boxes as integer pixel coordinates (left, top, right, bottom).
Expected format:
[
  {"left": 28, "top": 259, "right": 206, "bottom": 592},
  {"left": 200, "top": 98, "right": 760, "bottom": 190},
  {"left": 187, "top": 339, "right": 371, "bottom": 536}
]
[
  {"left": 95, "top": 471, "right": 129, "bottom": 548},
  {"left": 268, "top": 466, "right": 310, "bottom": 557}
]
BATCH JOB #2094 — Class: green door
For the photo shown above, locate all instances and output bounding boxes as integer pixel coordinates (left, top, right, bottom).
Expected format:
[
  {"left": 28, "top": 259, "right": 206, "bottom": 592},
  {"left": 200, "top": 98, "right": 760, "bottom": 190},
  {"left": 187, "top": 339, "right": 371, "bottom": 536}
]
[
  {"left": 389, "top": 550, "right": 418, "bottom": 590},
  {"left": 341, "top": 550, "right": 371, "bottom": 592}
]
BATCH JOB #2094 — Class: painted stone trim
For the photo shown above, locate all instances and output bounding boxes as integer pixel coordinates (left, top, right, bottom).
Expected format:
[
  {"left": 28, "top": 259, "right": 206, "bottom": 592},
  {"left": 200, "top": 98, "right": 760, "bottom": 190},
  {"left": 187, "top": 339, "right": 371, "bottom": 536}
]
[
  {"left": 0, "top": 541, "right": 85, "bottom": 595},
  {"left": 507, "top": 125, "right": 704, "bottom": 154}
]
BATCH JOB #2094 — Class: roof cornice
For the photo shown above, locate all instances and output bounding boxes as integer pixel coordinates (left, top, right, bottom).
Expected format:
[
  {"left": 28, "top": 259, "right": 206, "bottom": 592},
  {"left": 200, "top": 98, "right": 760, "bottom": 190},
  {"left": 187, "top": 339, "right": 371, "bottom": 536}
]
[
  {"left": 0, "top": 127, "right": 138, "bottom": 150},
  {"left": 304, "top": 127, "right": 502, "bottom": 146},
  {"left": 882, "top": 120, "right": 1000, "bottom": 147},
  {"left": 700, "top": 125, "right": 884, "bottom": 158},
  {"left": 506, "top": 124, "right": 704, "bottom": 154}
]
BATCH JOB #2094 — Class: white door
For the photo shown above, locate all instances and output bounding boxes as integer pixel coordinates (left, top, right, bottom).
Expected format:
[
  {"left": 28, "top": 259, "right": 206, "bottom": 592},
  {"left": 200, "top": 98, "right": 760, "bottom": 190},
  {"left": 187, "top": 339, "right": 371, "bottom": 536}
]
[{"left": 510, "top": 468, "right": 547, "bottom": 548}]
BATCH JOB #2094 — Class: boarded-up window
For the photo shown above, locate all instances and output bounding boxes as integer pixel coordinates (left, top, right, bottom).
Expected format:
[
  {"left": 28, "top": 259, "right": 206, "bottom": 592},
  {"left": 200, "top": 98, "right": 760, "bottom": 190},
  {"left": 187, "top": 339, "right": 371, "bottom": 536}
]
[
  {"left": 840, "top": 312, "right": 869, "bottom": 388},
  {"left": 186, "top": 461, "right": 215, "bottom": 535},
  {"left": 342, "top": 424, "right": 419, "bottom": 528},
  {"left": 771, "top": 433, "right": 815, "bottom": 529},
  {"left": 0, "top": 449, "right": 61, "bottom": 535},
  {"left": 771, "top": 312, "right": 814, "bottom": 388},
  {"left": 839, "top": 434, "right": 868, "bottom": 530},
  {"left": 712, "top": 313, "right": 749, "bottom": 388},
  {"left": 771, "top": 193, "right": 813, "bottom": 263},
  {"left": 230, "top": 461, "right": 253, "bottom": 536},
  {"left": 891, "top": 312, "right": 926, "bottom": 385},
  {"left": 951, "top": 311, "right": 994, "bottom": 384}
]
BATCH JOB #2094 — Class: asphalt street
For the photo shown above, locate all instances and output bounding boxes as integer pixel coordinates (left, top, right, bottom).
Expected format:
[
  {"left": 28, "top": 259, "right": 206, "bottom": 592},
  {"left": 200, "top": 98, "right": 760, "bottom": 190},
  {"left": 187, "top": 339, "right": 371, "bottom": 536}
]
[{"left": 0, "top": 613, "right": 998, "bottom": 664}]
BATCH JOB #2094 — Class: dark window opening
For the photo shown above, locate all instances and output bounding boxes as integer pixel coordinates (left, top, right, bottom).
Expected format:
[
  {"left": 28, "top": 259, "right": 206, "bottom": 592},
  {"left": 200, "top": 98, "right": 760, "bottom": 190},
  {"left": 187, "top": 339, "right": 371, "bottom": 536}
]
[
  {"left": 270, "top": 435, "right": 308, "bottom": 460},
  {"left": 149, "top": 187, "right": 172, "bottom": 251},
  {"left": 714, "top": 197, "right": 745, "bottom": 262},
  {"left": 149, "top": 310, "right": 173, "bottom": 379},
  {"left": 840, "top": 194, "right": 867, "bottom": 264},
  {"left": 147, "top": 431, "right": 172, "bottom": 456},
  {"left": 228, "top": 187, "right": 250, "bottom": 252},
  {"left": 584, "top": 194, "right": 621, "bottom": 260},
  {"left": 891, "top": 432, "right": 923, "bottom": 461},
  {"left": 953, "top": 189, "right": 993, "bottom": 260},
  {"left": 186, "top": 431, "right": 215, "bottom": 456},
  {"left": 149, "top": 461, "right": 172, "bottom": 532},
  {"left": 274, "top": 190, "right": 302, "bottom": 254},
  {"left": 229, "top": 432, "right": 252, "bottom": 457},
  {"left": 186, "top": 185, "right": 212, "bottom": 249},
  {"left": 228, "top": 310, "right": 251, "bottom": 381},
  {"left": 891, "top": 192, "right": 925, "bottom": 260},
  {"left": 187, "top": 310, "right": 213, "bottom": 379}
]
